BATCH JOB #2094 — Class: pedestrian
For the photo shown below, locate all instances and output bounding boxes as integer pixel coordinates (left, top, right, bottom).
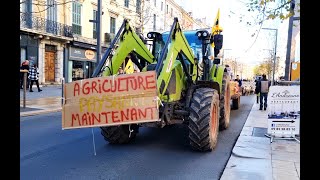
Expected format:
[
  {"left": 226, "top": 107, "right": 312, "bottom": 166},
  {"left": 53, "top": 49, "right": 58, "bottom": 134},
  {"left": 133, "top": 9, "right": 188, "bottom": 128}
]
[
  {"left": 118, "top": 67, "right": 125, "bottom": 75},
  {"left": 254, "top": 76, "right": 261, "bottom": 104},
  {"left": 257, "top": 74, "right": 271, "bottom": 110},
  {"left": 20, "top": 60, "right": 30, "bottom": 89},
  {"left": 235, "top": 75, "right": 242, "bottom": 95},
  {"left": 28, "top": 64, "right": 42, "bottom": 92},
  {"left": 225, "top": 64, "right": 232, "bottom": 79}
]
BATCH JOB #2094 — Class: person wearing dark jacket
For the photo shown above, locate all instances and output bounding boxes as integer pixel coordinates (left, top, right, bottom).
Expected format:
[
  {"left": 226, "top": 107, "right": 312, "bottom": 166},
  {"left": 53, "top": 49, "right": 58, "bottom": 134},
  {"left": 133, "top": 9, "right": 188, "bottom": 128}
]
[
  {"left": 28, "top": 64, "right": 42, "bottom": 92},
  {"left": 20, "top": 60, "right": 30, "bottom": 89},
  {"left": 256, "top": 74, "right": 271, "bottom": 110},
  {"left": 254, "top": 76, "right": 261, "bottom": 104}
]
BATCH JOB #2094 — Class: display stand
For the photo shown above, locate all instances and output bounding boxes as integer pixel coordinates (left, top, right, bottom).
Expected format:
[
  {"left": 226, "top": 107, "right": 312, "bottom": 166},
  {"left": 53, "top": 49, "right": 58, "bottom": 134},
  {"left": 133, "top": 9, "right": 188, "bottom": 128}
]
[
  {"left": 266, "top": 81, "right": 300, "bottom": 144},
  {"left": 264, "top": 133, "right": 300, "bottom": 143}
]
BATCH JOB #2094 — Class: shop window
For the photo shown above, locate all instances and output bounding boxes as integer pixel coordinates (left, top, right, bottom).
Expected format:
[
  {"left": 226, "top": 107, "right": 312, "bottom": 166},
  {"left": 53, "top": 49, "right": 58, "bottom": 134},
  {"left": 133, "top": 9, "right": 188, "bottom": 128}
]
[{"left": 72, "top": 61, "right": 84, "bottom": 81}]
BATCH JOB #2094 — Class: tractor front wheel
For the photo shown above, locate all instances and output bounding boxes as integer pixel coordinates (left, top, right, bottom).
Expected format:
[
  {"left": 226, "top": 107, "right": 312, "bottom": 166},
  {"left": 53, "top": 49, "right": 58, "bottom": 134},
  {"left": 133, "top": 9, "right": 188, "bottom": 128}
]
[
  {"left": 100, "top": 125, "right": 139, "bottom": 144},
  {"left": 188, "top": 88, "right": 220, "bottom": 152}
]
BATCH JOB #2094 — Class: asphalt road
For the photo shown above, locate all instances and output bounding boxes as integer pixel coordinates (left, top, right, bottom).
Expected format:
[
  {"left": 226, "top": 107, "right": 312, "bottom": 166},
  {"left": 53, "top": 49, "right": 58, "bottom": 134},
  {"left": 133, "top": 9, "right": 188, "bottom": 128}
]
[{"left": 20, "top": 95, "right": 255, "bottom": 180}]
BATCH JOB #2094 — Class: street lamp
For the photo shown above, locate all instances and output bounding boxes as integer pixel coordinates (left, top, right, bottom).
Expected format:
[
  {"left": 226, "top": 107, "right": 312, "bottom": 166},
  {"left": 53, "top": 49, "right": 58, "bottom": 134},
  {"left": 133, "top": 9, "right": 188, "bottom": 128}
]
[
  {"left": 262, "top": 28, "right": 278, "bottom": 85},
  {"left": 89, "top": 0, "right": 102, "bottom": 67}
]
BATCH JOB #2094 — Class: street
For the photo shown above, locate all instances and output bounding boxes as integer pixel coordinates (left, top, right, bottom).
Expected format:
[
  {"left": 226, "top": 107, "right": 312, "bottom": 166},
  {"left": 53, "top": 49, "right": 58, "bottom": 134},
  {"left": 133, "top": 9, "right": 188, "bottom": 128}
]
[{"left": 20, "top": 95, "right": 255, "bottom": 180}]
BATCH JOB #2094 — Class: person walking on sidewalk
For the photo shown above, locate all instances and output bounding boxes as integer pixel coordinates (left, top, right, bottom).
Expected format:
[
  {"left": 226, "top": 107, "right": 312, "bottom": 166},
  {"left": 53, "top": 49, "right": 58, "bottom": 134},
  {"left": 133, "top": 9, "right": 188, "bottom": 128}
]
[
  {"left": 28, "top": 64, "right": 42, "bottom": 92},
  {"left": 254, "top": 76, "right": 261, "bottom": 104},
  {"left": 20, "top": 60, "right": 30, "bottom": 89},
  {"left": 256, "top": 74, "right": 271, "bottom": 110}
]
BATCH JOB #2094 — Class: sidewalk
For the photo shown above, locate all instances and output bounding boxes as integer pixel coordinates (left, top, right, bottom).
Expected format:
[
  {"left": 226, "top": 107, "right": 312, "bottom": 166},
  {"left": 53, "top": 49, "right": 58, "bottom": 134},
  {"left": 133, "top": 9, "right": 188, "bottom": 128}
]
[
  {"left": 220, "top": 102, "right": 300, "bottom": 180},
  {"left": 20, "top": 86, "right": 63, "bottom": 117}
]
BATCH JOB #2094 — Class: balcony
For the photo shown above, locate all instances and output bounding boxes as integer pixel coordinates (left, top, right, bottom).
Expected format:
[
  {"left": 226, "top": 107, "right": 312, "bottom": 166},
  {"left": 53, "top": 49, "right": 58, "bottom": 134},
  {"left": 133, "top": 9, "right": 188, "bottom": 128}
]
[{"left": 20, "top": 13, "right": 73, "bottom": 38}]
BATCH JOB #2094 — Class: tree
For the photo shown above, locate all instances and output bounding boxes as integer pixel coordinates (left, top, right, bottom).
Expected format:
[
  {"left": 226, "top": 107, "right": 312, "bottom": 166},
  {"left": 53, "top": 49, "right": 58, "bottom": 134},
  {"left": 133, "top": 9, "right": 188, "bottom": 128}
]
[{"left": 246, "top": 0, "right": 300, "bottom": 25}]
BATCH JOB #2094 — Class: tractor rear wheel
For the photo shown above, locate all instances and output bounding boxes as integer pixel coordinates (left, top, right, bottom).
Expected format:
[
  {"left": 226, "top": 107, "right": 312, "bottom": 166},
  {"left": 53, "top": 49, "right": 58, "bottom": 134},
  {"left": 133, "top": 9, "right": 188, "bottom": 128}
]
[
  {"left": 100, "top": 125, "right": 139, "bottom": 144},
  {"left": 232, "top": 96, "right": 240, "bottom": 110},
  {"left": 219, "top": 72, "right": 231, "bottom": 130},
  {"left": 188, "top": 88, "right": 220, "bottom": 152}
]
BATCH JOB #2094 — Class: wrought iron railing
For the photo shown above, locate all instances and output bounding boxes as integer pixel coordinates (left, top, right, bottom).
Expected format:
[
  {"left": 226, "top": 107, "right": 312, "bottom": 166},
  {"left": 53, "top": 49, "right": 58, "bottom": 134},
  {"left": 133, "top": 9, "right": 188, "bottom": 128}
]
[{"left": 20, "top": 13, "right": 73, "bottom": 38}]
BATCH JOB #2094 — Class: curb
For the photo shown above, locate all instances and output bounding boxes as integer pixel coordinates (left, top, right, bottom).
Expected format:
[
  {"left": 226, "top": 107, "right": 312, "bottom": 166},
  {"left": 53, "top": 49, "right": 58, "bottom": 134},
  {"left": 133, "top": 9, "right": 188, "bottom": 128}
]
[{"left": 20, "top": 107, "right": 62, "bottom": 117}]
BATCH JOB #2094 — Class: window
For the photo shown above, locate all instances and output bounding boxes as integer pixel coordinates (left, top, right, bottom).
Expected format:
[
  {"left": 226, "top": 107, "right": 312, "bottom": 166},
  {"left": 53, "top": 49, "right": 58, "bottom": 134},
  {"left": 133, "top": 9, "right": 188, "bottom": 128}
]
[
  {"left": 161, "top": 2, "right": 163, "bottom": 11},
  {"left": 20, "top": 0, "right": 31, "bottom": 13},
  {"left": 21, "top": 48, "right": 26, "bottom": 65},
  {"left": 72, "top": 1, "right": 82, "bottom": 35},
  {"left": 47, "top": 0, "right": 57, "bottom": 34},
  {"left": 93, "top": 10, "right": 97, "bottom": 39},
  {"left": 136, "top": 0, "right": 141, "bottom": 13},
  {"left": 166, "top": 5, "right": 168, "bottom": 14},
  {"left": 171, "top": 8, "right": 173, "bottom": 17},
  {"left": 154, "top": 0, "right": 156, "bottom": 7},
  {"left": 153, "top": 14, "right": 156, "bottom": 31},
  {"left": 110, "top": 17, "right": 116, "bottom": 34},
  {"left": 124, "top": 0, "right": 129, "bottom": 8}
]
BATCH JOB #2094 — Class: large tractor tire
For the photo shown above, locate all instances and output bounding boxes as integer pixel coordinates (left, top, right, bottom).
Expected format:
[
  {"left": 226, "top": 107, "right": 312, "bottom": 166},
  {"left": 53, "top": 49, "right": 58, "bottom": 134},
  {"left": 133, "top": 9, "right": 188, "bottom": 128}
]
[
  {"left": 219, "top": 72, "right": 231, "bottom": 130},
  {"left": 232, "top": 96, "right": 240, "bottom": 110},
  {"left": 100, "top": 125, "right": 139, "bottom": 144},
  {"left": 188, "top": 88, "right": 220, "bottom": 152}
]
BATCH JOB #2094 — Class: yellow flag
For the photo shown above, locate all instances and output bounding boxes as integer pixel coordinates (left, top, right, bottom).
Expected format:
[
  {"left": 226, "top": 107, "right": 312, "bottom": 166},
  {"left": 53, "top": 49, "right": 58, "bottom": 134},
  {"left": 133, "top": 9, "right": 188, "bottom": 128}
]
[
  {"left": 211, "top": 8, "right": 223, "bottom": 48},
  {"left": 124, "top": 59, "right": 134, "bottom": 74}
]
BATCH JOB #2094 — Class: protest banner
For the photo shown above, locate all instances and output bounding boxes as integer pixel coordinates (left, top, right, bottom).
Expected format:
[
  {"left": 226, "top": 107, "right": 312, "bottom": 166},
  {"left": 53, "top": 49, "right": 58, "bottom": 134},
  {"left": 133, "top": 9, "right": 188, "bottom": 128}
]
[{"left": 62, "top": 71, "right": 159, "bottom": 129}]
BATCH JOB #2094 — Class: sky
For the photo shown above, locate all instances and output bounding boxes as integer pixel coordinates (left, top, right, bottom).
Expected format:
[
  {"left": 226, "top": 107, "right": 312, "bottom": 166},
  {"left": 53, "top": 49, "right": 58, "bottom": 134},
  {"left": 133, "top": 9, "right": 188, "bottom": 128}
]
[{"left": 175, "top": 0, "right": 291, "bottom": 68}]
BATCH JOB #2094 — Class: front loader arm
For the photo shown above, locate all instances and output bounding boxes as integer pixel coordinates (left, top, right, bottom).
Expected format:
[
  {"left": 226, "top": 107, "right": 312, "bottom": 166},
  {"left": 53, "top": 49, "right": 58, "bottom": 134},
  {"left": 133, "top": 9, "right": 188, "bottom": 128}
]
[
  {"left": 155, "top": 18, "right": 197, "bottom": 99},
  {"left": 92, "top": 19, "right": 155, "bottom": 77}
]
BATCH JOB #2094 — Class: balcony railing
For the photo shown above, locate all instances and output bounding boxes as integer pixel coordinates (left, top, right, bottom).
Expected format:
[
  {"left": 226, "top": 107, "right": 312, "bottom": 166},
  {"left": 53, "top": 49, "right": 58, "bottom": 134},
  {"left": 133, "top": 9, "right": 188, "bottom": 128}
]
[{"left": 20, "top": 13, "right": 73, "bottom": 38}]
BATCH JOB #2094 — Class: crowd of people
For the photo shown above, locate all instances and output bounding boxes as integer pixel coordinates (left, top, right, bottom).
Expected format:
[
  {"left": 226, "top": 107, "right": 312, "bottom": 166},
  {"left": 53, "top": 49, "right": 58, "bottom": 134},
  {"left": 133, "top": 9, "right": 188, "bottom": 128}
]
[{"left": 20, "top": 60, "right": 42, "bottom": 92}]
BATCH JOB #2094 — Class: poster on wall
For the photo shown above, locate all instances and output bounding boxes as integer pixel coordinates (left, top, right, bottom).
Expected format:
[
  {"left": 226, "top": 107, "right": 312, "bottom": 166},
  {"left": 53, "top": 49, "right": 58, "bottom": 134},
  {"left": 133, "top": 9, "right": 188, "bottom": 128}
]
[{"left": 267, "top": 86, "right": 300, "bottom": 137}]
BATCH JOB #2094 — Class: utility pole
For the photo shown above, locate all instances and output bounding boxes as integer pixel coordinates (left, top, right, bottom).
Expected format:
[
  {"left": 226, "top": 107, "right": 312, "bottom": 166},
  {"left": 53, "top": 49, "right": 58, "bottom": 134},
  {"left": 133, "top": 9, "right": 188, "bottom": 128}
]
[
  {"left": 284, "top": 0, "right": 299, "bottom": 81},
  {"left": 284, "top": 16, "right": 299, "bottom": 81},
  {"left": 89, "top": 0, "right": 102, "bottom": 67},
  {"left": 96, "top": 0, "right": 102, "bottom": 65}
]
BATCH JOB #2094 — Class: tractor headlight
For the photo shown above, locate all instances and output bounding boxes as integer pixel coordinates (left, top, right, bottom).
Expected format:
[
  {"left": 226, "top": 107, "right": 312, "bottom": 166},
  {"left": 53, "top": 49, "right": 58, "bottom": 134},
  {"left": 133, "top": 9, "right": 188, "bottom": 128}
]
[
  {"left": 147, "top": 33, "right": 152, "bottom": 39},
  {"left": 202, "top": 31, "right": 208, "bottom": 37},
  {"left": 197, "top": 32, "right": 202, "bottom": 37}
]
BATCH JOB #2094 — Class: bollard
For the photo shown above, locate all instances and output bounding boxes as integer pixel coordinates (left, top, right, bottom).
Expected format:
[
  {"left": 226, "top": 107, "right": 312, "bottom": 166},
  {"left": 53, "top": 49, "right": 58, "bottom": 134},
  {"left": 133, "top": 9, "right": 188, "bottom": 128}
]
[
  {"left": 61, "top": 77, "right": 65, "bottom": 106},
  {"left": 20, "top": 70, "right": 28, "bottom": 108}
]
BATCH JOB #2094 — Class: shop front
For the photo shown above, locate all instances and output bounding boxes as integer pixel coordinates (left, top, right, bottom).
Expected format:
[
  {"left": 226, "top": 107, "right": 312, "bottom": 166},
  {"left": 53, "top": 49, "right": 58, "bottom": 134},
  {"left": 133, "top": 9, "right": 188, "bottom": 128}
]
[
  {"left": 67, "top": 46, "right": 97, "bottom": 83},
  {"left": 20, "top": 33, "right": 39, "bottom": 66}
]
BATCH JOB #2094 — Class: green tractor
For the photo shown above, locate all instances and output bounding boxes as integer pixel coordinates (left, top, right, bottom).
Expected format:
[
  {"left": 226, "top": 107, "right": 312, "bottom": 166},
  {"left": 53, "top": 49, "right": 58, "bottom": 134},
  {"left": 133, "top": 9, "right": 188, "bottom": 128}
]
[{"left": 92, "top": 17, "right": 231, "bottom": 152}]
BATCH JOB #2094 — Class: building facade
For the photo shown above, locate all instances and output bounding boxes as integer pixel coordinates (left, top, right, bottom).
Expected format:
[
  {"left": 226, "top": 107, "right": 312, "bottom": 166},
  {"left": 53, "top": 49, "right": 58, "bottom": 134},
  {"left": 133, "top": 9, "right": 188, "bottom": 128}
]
[
  {"left": 20, "top": 0, "right": 73, "bottom": 85},
  {"left": 20, "top": 0, "right": 208, "bottom": 84}
]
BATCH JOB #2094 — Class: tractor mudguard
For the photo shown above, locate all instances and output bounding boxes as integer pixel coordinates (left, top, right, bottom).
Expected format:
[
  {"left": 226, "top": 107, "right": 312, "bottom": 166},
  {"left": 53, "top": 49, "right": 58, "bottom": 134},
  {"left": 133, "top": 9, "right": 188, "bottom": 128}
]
[{"left": 209, "top": 64, "right": 225, "bottom": 94}]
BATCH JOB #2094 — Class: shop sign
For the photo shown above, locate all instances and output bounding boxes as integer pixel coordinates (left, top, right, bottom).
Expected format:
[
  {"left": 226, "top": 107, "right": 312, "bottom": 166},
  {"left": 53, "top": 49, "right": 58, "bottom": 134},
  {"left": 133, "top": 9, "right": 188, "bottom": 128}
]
[
  {"left": 267, "top": 86, "right": 300, "bottom": 137},
  {"left": 69, "top": 47, "right": 96, "bottom": 62}
]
